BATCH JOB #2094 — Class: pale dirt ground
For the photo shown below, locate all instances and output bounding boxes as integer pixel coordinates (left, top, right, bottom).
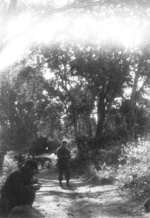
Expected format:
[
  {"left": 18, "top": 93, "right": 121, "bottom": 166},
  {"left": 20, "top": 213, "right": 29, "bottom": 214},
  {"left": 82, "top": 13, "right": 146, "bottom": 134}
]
[{"left": 32, "top": 169, "right": 150, "bottom": 218}]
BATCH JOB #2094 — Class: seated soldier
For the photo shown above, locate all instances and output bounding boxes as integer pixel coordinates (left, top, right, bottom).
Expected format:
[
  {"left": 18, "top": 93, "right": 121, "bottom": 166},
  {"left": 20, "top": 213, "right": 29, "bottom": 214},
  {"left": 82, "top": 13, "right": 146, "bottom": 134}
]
[{"left": 1, "top": 159, "right": 41, "bottom": 214}]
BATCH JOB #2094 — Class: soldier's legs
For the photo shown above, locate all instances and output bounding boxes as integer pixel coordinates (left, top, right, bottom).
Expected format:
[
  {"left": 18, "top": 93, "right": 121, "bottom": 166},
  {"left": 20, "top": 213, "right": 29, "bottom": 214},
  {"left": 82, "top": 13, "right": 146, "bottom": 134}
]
[
  {"left": 65, "top": 167, "right": 70, "bottom": 185},
  {"left": 1, "top": 196, "right": 15, "bottom": 214},
  {"left": 1, "top": 189, "right": 35, "bottom": 214},
  {"left": 58, "top": 166, "right": 63, "bottom": 185}
]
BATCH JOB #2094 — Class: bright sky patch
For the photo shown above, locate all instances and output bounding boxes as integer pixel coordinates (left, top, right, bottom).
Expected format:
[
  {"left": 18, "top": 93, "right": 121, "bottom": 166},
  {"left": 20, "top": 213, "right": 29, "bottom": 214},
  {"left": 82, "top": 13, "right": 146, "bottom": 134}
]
[{"left": 0, "top": 2, "right": 149, "bottom": 70}]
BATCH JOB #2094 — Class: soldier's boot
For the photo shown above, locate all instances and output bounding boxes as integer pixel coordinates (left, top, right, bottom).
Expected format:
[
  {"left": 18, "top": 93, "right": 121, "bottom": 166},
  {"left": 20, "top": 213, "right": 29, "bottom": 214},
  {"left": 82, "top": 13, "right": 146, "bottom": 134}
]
[
  {"left": 66, "top": 180, "right": 70, "bottom": 186},
  {"left": 59, "top": 180, "right": 63, "bottom": 186}
]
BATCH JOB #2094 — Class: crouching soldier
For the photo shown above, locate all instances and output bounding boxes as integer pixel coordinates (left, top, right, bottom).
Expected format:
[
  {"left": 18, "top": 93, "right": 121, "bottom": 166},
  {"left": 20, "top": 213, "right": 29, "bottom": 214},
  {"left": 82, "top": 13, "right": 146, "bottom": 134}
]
[
  {"left": 57, "top": 139, "right": 71, "bottom": 186},
  {"left": 1, "top": 159, "right": 41, "bottom": 214}
]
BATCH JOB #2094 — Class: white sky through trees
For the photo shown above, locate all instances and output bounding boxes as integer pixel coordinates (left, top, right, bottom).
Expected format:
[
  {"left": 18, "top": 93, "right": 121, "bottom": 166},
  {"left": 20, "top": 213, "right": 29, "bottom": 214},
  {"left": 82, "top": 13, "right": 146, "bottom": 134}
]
[{"left": 0, "top": 0, "right": 149, "bottom": 70}]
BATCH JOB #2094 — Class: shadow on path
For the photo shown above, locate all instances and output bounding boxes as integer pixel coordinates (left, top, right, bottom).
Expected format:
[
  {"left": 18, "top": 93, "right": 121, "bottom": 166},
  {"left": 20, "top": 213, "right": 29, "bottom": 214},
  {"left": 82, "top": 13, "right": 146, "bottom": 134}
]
[{"left": 34, "top": 169, "right": 146, "bottom": 218}]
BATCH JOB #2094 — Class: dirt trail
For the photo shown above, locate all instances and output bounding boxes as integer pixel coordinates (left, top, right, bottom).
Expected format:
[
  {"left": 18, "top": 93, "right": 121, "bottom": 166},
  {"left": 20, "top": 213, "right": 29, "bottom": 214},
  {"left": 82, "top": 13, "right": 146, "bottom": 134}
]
[{"left": 33, "top": 169, "right": 149, "bottom": 218}]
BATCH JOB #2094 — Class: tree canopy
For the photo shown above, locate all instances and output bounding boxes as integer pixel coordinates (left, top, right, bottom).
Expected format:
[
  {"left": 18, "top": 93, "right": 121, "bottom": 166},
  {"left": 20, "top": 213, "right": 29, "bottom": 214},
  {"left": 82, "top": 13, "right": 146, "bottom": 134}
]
[{"left": 0, "top": 0, "right": 150, "bottom": 153}]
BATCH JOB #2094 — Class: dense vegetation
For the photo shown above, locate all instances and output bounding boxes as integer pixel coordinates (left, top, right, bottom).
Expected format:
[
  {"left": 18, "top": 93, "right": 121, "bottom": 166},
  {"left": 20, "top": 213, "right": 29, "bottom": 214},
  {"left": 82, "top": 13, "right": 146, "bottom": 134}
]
[{"left": 0, "top": 0, "right": 150, "bottom": 198}]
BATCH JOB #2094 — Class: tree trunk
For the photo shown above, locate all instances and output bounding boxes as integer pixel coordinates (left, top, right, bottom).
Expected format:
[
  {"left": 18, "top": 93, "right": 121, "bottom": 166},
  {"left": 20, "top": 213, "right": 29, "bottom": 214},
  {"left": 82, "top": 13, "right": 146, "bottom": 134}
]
[
  {"left": 129, "top": 58, "right": 143, "bottom": 139},
  {"left": 0, "top": 151, "right": 5, "bottom": 170},
  {"left": 95, "top": 96, "right": 106, "bottom": 137},
  {"left": 86, "top": 111, "right": 92, "bottom": 137},
  {"left": 74, "top": 107, "right": 78, "bottom": 139}
]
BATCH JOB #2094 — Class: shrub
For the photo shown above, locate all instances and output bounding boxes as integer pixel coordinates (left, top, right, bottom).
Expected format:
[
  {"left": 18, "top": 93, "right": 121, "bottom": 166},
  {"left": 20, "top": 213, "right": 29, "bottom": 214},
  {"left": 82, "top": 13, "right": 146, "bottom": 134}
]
[
  {"left": 117, "top": 140, "right": 150, "bottom": 198},
  {"left": 0, "top": 152, "right": 18, "bottom": 188},
  {"left": 85, "top": 163, "right": 115, "bottom": 185}
]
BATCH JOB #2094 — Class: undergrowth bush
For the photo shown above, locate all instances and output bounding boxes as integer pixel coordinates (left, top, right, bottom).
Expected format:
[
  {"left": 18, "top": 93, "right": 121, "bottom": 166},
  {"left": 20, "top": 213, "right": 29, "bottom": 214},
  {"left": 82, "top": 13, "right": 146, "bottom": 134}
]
[
  {"left": 88, "top": 145, "right": 121, "bottom": 166},
  {"left": 3, "top": 152, "right": 17, "bottom": 175},
  {"left": 0, "top": 152, "right": 17, "bottom": 188},
  {"left": 76, "top": 139, "right": 122, "bottom": 184},
  {"left": 76, "top": 136, "right": 124, "bottom": 165},
  {"left": 85, "top": 162, "right": 116, "bottom": 185},
  {"left": 117, "top": 140, "right": 150, "bottom": 198}
]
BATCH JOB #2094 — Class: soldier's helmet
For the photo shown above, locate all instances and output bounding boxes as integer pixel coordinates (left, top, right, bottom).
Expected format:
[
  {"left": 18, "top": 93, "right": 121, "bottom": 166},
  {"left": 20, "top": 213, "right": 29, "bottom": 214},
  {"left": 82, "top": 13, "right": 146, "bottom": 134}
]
[{"left": 24, "top": 159, "right": 39, "bottom": 173}]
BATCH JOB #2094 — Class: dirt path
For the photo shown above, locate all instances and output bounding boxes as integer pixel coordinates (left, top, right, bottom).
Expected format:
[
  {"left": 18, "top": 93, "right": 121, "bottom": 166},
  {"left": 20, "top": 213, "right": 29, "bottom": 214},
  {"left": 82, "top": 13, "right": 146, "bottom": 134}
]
[{"left": 33, "top": 169, "right": 149, "bottom": 218}]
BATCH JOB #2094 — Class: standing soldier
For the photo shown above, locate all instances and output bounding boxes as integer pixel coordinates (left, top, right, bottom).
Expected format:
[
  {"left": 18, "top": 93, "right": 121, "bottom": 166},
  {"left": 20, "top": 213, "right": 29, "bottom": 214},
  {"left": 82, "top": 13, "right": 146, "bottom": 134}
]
[{"left": 57, "top": 139, "right": 71, "bottom": 186}]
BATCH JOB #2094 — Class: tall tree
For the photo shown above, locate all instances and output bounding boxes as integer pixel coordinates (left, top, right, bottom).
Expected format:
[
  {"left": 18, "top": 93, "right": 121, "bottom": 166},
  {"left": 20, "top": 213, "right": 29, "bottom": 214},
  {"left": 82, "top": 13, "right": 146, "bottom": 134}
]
[{"left": 71, "top": 43, "right": 130, "bottom": 137}]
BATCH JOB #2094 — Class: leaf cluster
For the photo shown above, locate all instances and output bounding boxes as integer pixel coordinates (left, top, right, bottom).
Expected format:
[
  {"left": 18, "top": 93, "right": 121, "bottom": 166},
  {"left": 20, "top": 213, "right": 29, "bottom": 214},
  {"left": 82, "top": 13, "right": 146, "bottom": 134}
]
[{"left": 118, "top": 140, "right": 150, "bottom": 199}]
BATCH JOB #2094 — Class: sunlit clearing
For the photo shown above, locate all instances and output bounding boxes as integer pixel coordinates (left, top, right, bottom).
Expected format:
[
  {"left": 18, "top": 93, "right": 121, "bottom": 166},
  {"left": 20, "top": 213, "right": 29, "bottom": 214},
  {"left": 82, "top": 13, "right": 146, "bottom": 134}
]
[
  {"left": 0, "top": 10, "right": 147, "bottom": 69},
  {"left": 43, "top": 69, "right": 54, "bottom": 80},
  {"left": 7, "top": 13, "right": 31, "bottom": 38},
  {"left": 53, "top": 0, "right": 70, "bottom": 7},
  {"left": 32, "top": 14, "right": 69, "bottom": 43},
  {"left": 32, "top": 14, "right": 143, "bottom": 48},
  {"left": 91, "top": 109, "right": 98, "bottom": 122},
  {"left": 0, "top": 36, "right": 28, "bottom": 70},
  {"left": 43, "top": 90, "right": 48, "bottom": 96},
  {"left": 23, "top": 0, "right": 71, "bottom": 7},
  {"left": 124, "top": 87, "right": 132, "bottom": 99},
  {"left": 70, "top": 15, "right": 142, "bottom": 47},
  {"left": 25, "top": 0, "right": 46, "bottom": 5}
]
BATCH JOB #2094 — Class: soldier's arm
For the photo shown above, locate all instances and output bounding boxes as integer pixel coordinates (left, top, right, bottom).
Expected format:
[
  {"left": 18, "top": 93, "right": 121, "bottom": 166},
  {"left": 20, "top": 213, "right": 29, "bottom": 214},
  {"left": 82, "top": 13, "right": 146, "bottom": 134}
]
[
  {"left": 64, "top": 150, "right": 71, "bottom": 159},
  {"left": 57, "top": 149, "right": 63, "bottom": 159}
]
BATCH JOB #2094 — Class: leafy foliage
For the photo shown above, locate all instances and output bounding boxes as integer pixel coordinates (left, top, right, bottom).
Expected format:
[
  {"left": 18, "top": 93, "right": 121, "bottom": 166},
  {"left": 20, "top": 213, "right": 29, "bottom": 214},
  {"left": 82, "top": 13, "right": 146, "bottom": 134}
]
[
  {"left": 0, "top": 0, "right": 150, "bottom": 170},
  {"left": 117, "top": 140, "right": 150, "bottom": 199},
  {"left": 0, "top": 152, "right": 18, "bottom": 189}
]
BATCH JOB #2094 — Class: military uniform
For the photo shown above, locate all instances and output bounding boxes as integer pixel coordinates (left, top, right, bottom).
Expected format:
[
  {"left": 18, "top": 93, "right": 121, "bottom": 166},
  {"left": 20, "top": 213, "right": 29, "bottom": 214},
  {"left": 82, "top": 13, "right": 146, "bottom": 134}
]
[
  {"left": 1, "top": 160, "right": 38, "bottom": 213},
  {"left": 57, "top": 145, "right": 71, "bottom": 185}
]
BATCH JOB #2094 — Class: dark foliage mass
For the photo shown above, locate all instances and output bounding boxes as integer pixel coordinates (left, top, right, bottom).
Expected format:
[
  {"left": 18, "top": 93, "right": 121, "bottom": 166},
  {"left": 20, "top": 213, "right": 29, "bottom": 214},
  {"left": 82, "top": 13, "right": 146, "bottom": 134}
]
[
  {"left": 0, "top": 0, "right": 150, "bottom": 161},
  {"left": 0, "top": 41, "right": 150, "bottom": 156},
  {"left": 29, "top": 137, "right": 60, "bottom": 156}
]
